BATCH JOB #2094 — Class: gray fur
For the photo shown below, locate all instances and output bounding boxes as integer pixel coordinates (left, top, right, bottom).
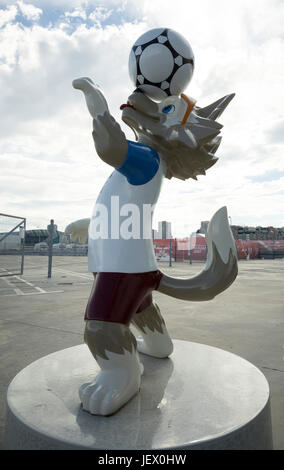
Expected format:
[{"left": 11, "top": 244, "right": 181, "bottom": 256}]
[
  {"left": 121, "top": 91, "right": 235, "bottom": 181},
  {"left": 188, "top": 124, "right": 221, "bottom": 145},
  {"left": 131, "top": 302, "right": 165, "bottom": 334},
  {"left": 204, "top": 136, "right": 222, "bottom": 155},
  {"left": 84, "top": 320, "right": 137, "bottom": 360},
  {"left": 92, "top": 112, "right": 128, "bottom": 168},
  {"left": 158, "top": 242, "right": 238, "bottom": 301}
]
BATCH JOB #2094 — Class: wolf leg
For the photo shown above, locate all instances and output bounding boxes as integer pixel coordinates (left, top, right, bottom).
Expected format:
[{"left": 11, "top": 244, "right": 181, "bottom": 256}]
[
  {"left": 131, "top": 302, "right": 173, "bottom": 358},
  {"left": 80, "top": 320, "right": 141, "bottom": 416}
]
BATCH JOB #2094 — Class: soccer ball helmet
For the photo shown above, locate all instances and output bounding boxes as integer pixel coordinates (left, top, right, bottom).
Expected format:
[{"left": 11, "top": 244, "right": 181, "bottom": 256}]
[{"left": 128, "top": 28, "right": 194, "bottom": 101}]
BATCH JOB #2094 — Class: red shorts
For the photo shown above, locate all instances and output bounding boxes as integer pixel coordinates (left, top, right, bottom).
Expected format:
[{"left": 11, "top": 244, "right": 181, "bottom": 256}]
[{"left": 84, "top": 270, "right": 163, "bottom": 325}]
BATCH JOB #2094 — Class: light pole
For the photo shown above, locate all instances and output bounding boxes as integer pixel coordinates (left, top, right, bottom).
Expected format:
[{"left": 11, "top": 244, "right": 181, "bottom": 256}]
[
  {"left": 189, "top": 233, "right": 193, "bottom": 265},
  {"left": 19, "top": 222, "right": 25, "bottom": 275},
  {"left": 47, "top": 219, "right": 57, "bottom": 278}
]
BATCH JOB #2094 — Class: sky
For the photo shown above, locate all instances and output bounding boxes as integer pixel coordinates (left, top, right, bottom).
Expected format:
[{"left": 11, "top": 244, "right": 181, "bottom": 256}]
[{"left": 0, "top": 0, "right": 284, "bottom": 236}]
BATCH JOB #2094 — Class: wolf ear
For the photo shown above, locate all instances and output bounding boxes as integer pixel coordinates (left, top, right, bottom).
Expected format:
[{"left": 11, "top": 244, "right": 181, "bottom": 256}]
[{"left": 196, "top": 93, "right": 235, "bottom": 120}]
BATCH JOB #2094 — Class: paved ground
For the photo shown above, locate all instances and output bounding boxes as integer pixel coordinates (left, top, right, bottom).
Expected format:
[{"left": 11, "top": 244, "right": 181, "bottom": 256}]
[{"left": 0, "top": 256, "right": 283, "bottom": 449}]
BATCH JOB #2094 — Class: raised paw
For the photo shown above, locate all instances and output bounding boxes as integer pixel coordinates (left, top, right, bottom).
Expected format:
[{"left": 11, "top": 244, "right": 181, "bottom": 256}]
[{"left": 136, "top": 334, "right": 173, "bottom": 359}]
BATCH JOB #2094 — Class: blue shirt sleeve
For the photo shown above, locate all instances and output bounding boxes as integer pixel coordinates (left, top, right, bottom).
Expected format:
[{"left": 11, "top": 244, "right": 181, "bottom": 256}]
[{"left": 117, "top": 141, "right": 160, "bottom": 186}]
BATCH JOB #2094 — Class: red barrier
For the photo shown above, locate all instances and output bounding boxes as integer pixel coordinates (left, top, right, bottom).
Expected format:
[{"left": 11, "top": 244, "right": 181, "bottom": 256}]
[{"left": 153, "top": 238, "right": 284, "bottom": 261}]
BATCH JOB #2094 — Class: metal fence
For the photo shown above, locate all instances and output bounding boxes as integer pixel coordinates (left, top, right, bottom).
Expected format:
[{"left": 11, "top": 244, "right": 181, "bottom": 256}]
[
  {"left": 25, "top": 244, "right": 88, "bottom": 256},
  {"left": 0, "top": 213, "right": 26, "bottom": 277}
]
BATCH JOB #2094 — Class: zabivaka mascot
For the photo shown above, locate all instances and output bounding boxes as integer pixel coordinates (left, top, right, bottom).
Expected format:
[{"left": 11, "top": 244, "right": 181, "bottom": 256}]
[{"left": 66, "top": 29, "right": 238, "bottom": 416}]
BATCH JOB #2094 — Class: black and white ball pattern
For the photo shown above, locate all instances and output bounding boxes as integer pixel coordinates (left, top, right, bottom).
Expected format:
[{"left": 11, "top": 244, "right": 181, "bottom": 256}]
[{"left": 128, "top": 28, "right": 194, "bottom": 101}]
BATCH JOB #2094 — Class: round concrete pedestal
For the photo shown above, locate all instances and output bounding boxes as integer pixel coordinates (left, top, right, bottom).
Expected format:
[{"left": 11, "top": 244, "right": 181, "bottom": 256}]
[{"left": 4, "top": 340, "right": 273, "bottom": 450}]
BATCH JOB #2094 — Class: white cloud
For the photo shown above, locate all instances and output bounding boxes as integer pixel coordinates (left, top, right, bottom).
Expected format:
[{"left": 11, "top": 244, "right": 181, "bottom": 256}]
[
  {"left": 0, "top": 4, "right": 17, "bottom": 27},
  {"left": 89, "top": 7, "right": 113, "bottom": 24},
  {"left": 17, "top": 0, "right": 42, "bottom": 21},
  {"left": 0, "top": 0, "right": 284, "bottom": 234},
  {"left": 65, "top": 7, "right": 87, "bottom": 20}
]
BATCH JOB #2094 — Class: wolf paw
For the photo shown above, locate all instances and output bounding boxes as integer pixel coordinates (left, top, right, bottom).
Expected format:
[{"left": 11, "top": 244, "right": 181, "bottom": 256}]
[
  {"left": 136, "top": 334, "right": 173, "bottom": 359},
  {"left": 79, "top": 369, "right": 141, "bottom": 416}
]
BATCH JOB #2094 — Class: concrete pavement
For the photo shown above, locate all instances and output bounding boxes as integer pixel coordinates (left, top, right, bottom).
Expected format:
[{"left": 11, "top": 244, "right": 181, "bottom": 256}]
[{"left": 0, "top": 256, "right": 283, "bottom": 449}]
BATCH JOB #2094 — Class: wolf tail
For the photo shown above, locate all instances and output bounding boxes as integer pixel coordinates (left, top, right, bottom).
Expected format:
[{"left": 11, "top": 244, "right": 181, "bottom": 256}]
[{"left": 157, "top": 207, "right": 238, "bottom": 301}]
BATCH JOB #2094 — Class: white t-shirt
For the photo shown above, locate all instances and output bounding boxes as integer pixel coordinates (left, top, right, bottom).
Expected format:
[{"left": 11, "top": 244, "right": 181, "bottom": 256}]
[{"left": 88, "top": 141, "right": 165, "bottom": 273}]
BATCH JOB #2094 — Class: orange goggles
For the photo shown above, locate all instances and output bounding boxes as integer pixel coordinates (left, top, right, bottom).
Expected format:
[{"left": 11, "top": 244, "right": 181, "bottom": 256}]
[{"left": 181, "top": 93, "right": 196, "bottom": 125}]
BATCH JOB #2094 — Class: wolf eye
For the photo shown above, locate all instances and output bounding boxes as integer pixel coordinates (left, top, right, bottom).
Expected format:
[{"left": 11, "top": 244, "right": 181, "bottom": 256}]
[{"left": 162, "top": 104, "right": 175, "bottom": 114}]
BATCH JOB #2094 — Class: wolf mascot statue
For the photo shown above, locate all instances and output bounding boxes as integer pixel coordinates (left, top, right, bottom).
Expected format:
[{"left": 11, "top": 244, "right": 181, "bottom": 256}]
[{"left": 66, "top": 73, "right": 238, "bottom": 416}]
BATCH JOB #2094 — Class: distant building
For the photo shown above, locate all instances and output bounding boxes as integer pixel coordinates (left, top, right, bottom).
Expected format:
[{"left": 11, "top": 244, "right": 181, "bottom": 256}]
[
  {"left": 196, "top": 219, "right": 284, "bottom": 241},
  {"left": 24, "top": 230, "right": 49, "bottom": 245},
  {"left": 153, "top": 221, "right": 172, "bottom": 239},
  {"left": 231, "top": 225, "right": 284, "bottom": 241},
  {"left": 0, "top": 229, "right": 66, "bottom": 247}
]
